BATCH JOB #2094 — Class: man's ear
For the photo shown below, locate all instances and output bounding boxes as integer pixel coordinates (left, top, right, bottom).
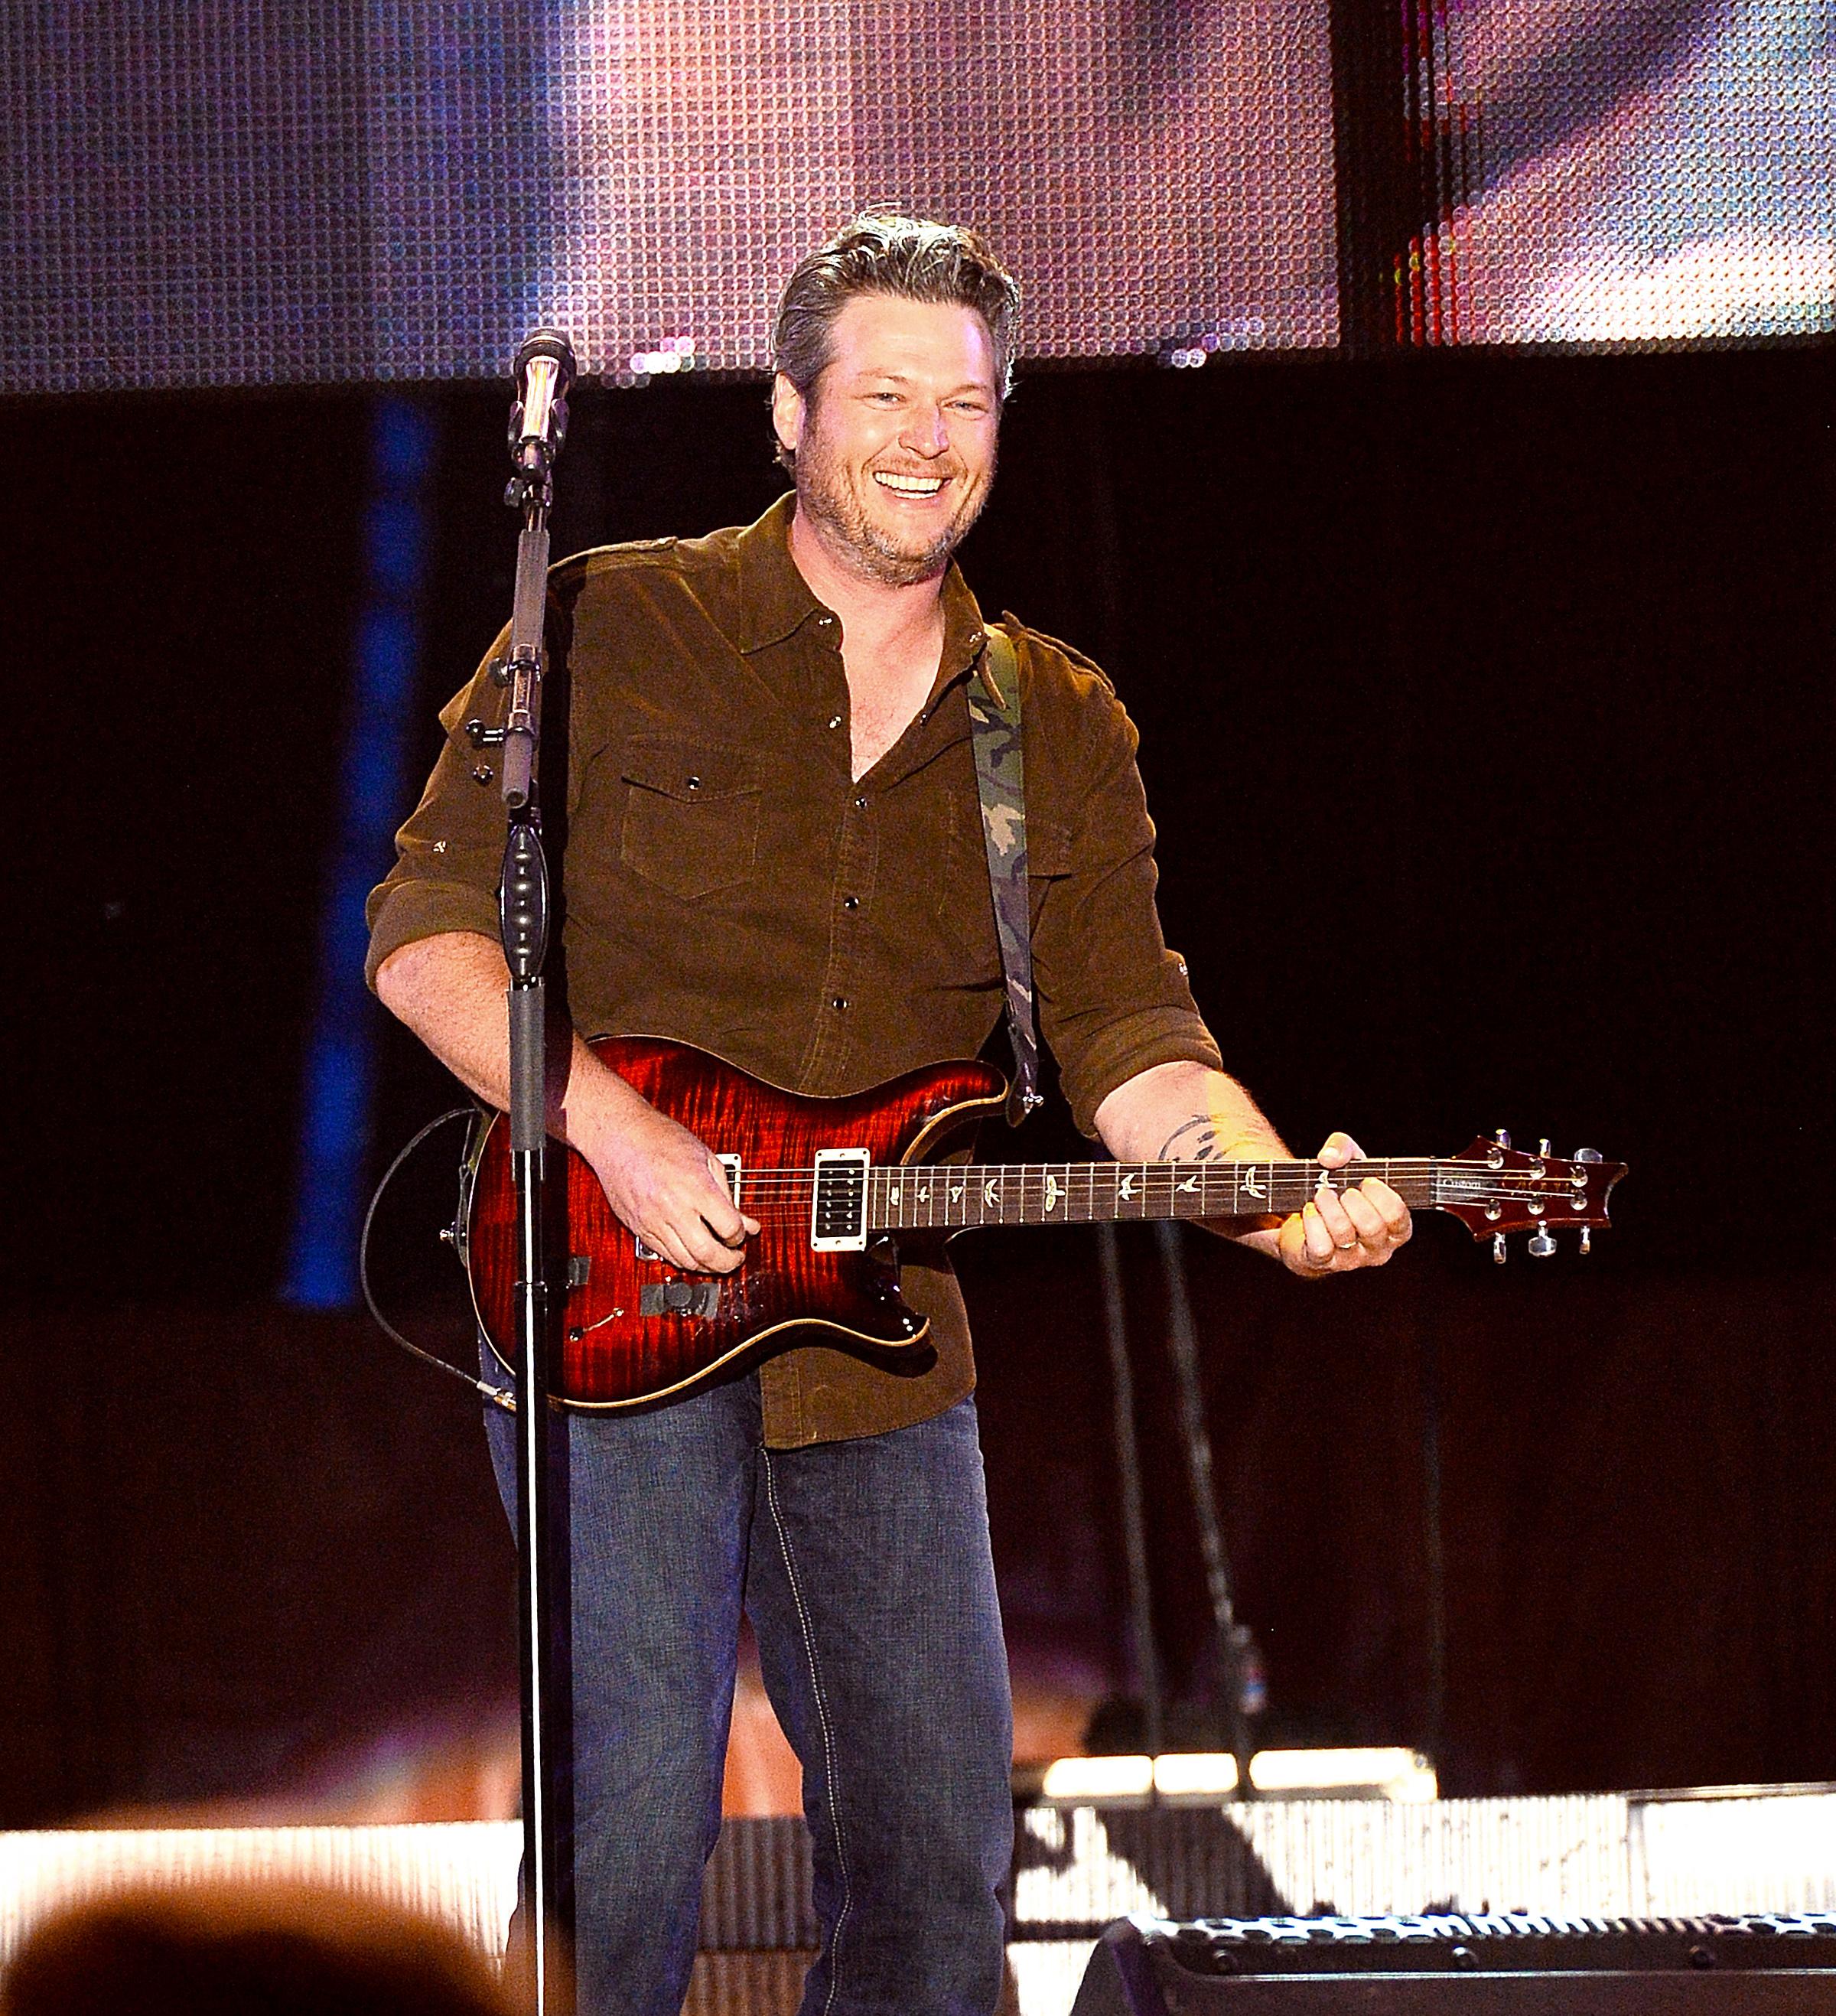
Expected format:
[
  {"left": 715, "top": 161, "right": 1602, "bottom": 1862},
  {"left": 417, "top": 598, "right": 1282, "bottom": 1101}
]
[{"left": 770, "top": 373, "right": 803, "bottom": 459}]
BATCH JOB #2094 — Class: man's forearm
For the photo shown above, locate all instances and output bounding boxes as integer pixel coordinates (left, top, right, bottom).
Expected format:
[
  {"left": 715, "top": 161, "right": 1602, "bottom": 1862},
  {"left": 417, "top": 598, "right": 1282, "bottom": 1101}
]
[
  {"left": 1094, "top": 1059, "right": 1292, "bottom": 1257},
  {"left": 372, "top": 930, "right": 650, "bottom": 1158},
  {"left": 1094, "top": 1060, "right": 1291, "bottom": 1164}
]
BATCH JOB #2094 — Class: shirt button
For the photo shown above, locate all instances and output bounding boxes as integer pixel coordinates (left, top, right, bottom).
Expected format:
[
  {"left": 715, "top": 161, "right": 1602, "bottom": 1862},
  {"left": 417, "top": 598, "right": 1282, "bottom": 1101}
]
[
  {"left": 685, "top": 775, "right": 701, "bottom": 791},
  {"left": 832, "top": 996, "right": 848, "bottom": 1011},
  {"left": 842, "top": 895, "right": 859, "bottom": 911},
  {"left": 827, "top": 715, "right": 842, "bottom": 731},
  {"left": 853, "top": 793, "right": 868, "bottom": 809},
  {"left": 818, "top": 614, "right": 835, "bottom": 629}
]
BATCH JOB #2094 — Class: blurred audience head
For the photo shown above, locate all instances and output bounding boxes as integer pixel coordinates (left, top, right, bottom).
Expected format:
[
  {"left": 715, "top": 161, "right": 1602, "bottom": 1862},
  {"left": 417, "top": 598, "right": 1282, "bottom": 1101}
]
[{"left": 0, "top": 1881, "right": 522, "bottom": 2016}]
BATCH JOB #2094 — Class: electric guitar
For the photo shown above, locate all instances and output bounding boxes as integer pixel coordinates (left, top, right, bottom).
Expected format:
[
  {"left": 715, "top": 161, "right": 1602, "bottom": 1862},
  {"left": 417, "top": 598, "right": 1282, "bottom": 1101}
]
[{"left": 458, "top": 1036, "right": 1626, "bottom": 1411}]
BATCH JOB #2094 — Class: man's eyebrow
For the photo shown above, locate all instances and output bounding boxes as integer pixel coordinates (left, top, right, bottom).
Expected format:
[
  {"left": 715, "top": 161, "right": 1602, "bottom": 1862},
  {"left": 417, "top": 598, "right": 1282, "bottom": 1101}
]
[{"left": 851, "top": 368, "right": 994, "bottom": 397}]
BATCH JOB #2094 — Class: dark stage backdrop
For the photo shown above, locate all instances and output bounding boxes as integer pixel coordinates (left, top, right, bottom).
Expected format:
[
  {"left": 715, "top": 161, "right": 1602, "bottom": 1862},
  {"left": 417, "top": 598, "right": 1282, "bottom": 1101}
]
[{"left": 2, "top": 344, "right": 1831, "bottom": 1825}]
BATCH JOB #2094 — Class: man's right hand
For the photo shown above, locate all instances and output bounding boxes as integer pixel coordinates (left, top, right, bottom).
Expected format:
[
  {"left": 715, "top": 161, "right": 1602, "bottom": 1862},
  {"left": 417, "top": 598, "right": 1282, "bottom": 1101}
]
[{"left": 581, "top": 1100, "right": 760, "bottom": 1274}]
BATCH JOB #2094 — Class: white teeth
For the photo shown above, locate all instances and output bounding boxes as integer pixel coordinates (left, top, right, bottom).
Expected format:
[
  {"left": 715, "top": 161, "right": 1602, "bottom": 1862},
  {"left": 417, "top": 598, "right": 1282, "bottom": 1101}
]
[{"left": 874, "top": 472, "right": 945, "bottom": 495}]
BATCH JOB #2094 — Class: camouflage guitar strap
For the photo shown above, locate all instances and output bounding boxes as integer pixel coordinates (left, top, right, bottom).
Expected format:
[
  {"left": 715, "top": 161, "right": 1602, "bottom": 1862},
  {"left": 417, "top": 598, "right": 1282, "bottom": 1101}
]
[{"left": 968, "top": 628, "right": 1043, "bottom": 1126}]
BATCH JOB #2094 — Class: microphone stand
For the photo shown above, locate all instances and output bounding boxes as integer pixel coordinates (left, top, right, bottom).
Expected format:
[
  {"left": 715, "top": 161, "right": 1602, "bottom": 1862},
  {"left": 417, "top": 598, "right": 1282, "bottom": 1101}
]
[
  {"left": 1154, "top": 1220, "right": 1265, "bottom": 1790},
  {"left": 472, "top": 335, "right": 576, "bottom": 2012},
  {"left": 1096, "top": 1223, "right": 1167, "bottom": 1764}
]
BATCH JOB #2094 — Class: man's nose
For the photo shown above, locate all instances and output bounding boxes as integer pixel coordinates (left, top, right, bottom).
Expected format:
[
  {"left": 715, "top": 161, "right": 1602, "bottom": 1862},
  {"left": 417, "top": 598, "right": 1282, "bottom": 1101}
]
[{"left": 900, "top": 406, "right": 950, "bottom": 456}]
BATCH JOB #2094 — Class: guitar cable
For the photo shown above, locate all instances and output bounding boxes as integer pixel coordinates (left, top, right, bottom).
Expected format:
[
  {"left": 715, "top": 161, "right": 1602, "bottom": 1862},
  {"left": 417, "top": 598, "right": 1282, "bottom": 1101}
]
[{"left": 360, "top": 1105, "right": 519, "bottom": 1412}]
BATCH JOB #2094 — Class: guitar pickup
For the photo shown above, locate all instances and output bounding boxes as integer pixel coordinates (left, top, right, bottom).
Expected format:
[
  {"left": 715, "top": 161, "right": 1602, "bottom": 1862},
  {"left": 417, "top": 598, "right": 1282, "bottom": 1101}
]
[
  {"left": 812, "top": 1148, "right": 871, "bottom": 1252},
  {"left": 565, "top": 1255, "right": 591, "bottom": 1289},
  {"left": 640, "top": 1280, "right": 723, "bottom": 1320}
]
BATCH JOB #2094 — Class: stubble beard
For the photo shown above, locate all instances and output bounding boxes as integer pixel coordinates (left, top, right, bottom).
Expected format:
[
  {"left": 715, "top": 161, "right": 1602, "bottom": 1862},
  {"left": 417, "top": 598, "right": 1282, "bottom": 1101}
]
[{"left": 793, "top": 426, "right": 995, "bottom": 589}]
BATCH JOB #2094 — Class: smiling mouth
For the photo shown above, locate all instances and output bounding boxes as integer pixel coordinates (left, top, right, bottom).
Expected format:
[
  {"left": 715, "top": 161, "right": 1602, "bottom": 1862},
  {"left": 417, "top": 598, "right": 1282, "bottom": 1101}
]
[{"left": 872, "top": 471, "right": 948, "bottom": 497}]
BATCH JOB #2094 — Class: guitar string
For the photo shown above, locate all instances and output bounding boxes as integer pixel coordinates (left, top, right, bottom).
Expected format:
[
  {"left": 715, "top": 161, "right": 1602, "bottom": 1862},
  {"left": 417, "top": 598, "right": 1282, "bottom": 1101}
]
[
  {"left": 709, "top": 1184, "right": 1577, "bottom": 1200},
  {"left": 701, "top": 1158, "right": 1493, "bottom": 1174},
  {"left": 640, "top": 1181, "right": 1593, "bottom": 1215},
  {"left": 672, "top": 1158, "right": 1591, "bottom": 1177},
  {"left": 608, "top": 1193, "right": 1604, "bottom": 1226},
  {"left": 685, "top": 1162, "right": 1582, "bottom": 1188},
  {"left": 724, "top": 1185, "right": 1588, "bottom": 1204},
  {"left": 709, "top": 1169, "right": 1571, "bottom": 1177},
  {"left": 686, "top": 1172, "right": 1587, "bottom": 1197},
  {"left": 684, "top": 1177, "right": 1585, "bottom": 1200}
]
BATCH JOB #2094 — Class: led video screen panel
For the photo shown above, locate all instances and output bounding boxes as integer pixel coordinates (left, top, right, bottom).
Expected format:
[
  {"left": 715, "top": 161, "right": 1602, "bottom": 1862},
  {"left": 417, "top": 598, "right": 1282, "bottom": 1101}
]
[
  {"left": 4, "top": 0, "right": 1827, "bottom": 392},
  {"left": 1398, "top": 0, "right": 1832, "bottom": 344},
  {"left": 2, "top": 0, "right": 1339, "bottom": 393}
]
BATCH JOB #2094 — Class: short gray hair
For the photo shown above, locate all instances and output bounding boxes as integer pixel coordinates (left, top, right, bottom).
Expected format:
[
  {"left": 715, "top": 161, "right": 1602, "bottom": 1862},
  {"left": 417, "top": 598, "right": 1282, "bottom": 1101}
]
[{"left": 770, "top": 210, "right": 1021, "bottom": 467}]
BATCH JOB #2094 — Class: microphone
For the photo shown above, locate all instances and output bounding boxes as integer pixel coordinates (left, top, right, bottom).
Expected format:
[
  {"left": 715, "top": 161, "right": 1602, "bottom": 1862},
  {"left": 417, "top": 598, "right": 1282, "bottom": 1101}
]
[{"left": 509, "top": 328, "right": 577, "bottom": 480}]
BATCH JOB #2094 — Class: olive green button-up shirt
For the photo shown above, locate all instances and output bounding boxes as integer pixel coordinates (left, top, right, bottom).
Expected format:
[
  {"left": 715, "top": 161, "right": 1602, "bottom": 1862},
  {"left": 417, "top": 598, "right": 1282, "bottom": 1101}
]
[{"left": 366, "top": 494, "right": 1219, "bottom": 1447}]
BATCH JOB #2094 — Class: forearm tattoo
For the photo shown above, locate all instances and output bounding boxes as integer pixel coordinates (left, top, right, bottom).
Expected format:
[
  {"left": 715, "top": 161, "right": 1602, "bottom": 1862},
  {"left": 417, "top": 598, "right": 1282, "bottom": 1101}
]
[{"left": 1156, "top": 1114, "right": 1226, "bottom": 1162}]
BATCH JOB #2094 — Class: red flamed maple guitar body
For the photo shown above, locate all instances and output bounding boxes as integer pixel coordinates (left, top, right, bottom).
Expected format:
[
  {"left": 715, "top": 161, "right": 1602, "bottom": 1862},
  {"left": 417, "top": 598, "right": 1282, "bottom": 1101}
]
[{"left": 465, "top": 1037, "right": 1008, "bottom": 1409}]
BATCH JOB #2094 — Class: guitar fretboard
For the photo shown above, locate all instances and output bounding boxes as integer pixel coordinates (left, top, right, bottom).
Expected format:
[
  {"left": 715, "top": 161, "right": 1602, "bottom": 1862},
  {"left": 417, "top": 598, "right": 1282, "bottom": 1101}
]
[{"left": 868, "top": 1160, "right": 1445, "bottom": 1232}]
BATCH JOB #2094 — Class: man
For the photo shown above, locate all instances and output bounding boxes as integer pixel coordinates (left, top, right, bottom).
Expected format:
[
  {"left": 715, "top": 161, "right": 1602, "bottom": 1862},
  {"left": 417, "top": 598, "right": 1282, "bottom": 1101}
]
[{"left": 367, "top": 213, "right": 1411, "bottom": 2016}]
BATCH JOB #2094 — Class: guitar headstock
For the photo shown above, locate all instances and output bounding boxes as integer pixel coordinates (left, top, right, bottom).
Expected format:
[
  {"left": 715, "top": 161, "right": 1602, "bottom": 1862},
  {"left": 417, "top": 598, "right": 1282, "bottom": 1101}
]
[{"left": 1437, "top": 1132, "right": 1626, "bottom": 1262}]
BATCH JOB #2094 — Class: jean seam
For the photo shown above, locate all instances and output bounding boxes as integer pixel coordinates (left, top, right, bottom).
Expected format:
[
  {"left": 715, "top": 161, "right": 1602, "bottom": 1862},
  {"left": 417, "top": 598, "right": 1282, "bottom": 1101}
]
[{"left": 761, "top": 1447, "right": 851, "bottom": 2016}]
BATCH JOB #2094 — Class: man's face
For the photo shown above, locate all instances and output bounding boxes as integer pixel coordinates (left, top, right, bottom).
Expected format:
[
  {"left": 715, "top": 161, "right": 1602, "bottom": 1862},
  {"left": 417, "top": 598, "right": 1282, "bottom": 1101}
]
[{"left": 773, "top": 293, "right": 1001, "bottom": 588}]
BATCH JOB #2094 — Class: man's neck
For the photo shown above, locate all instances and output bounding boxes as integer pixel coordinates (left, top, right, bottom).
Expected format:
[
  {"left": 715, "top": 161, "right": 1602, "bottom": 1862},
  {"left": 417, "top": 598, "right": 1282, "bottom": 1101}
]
[{"left": 786, "top": 501, "right": 948, "bottom": 657}]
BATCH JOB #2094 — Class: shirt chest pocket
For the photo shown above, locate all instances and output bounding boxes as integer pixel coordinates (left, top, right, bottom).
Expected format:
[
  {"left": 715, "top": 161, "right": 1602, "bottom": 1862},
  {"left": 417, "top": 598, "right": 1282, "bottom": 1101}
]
[
  {"left": 1025, "top": 818, "right": 1074, "bottom": 925},
  {"left": 618, "top": 737, "right": 762, "bottom": 902},
  {"left": 932, "top": 800, "right": 1072, "bottom": 944}
]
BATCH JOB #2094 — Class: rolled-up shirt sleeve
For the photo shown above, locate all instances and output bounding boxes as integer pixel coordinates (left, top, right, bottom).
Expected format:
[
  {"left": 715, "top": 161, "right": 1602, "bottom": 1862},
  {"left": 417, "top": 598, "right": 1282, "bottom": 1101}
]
[
  {"left": 364, "top": 648, "right": 513, "bottom": 989},
  {"left": 1025, "top": 639, "right": 1222, "bottom": 1138}
]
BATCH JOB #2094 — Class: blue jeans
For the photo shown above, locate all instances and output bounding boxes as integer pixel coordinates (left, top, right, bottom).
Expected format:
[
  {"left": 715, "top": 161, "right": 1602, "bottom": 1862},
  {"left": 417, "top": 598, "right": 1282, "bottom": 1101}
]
[{"left": 486, "top": 1374, "right": 1014, "bottom": 2016}]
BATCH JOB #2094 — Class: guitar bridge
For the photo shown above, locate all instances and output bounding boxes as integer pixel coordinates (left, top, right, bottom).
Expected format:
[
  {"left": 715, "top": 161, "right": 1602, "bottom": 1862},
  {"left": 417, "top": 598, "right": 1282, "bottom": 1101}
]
[{"left": 811, "top": 1148, "right": 870, "bottom": 1252}]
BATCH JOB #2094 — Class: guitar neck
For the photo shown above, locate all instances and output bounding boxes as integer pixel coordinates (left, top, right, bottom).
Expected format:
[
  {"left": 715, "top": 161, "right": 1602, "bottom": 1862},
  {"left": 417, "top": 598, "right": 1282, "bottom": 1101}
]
[{"left": 868, "top": 1159, "right": 1446, "bottom": 1233}]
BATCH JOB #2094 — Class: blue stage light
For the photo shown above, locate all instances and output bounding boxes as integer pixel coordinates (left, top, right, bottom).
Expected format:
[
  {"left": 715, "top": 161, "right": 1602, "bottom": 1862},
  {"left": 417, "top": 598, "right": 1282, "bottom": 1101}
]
[{"left": 282, "top": 397, "right": 438, "bottom": 1309}]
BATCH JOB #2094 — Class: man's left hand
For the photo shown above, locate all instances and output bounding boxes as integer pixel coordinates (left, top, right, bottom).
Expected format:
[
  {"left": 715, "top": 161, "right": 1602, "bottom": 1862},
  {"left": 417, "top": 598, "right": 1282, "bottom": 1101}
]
[{"left": 1277, "top": 1132, "right": 1411, "bottom": 1278}]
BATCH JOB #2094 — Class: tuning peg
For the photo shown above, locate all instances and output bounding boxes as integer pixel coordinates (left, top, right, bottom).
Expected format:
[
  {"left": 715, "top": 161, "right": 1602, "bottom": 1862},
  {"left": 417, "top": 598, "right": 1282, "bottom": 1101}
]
[
  {"left": 1528, "top": 1226, "right": 1557, "bottom": 1259},
  {"left": 1579, "top": 1226, "right": 1592, "bottom": 1255},
  {"left": 1495, "top": 1129, "right": 1512, "bottom": 1149},
  {"left": 1492, "top": 1233, "right": 1507, "bottom": 1264},
  {"left": 1538, "top": 1138, "right": 1551, "bottom": 1158},
  {"left": 1576, "top": 1147, "right": 1603, "bottom": 1164}
]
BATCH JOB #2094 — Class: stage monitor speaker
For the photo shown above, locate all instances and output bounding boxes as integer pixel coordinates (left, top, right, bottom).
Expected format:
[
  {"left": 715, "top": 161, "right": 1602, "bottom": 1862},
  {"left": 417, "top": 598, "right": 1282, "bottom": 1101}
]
[{"left": 1069, "top": 1913, "right": 1836, "bottom": 2014}]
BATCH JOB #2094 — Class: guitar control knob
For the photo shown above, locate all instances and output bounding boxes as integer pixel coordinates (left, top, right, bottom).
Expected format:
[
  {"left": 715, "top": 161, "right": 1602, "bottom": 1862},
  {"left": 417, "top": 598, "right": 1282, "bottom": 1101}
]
[
  {"left": 1528, "top": 1227, "right": 1557, "bottom": 1259},
  {"left": 1492, "top": 1233, "right": 1507, "bottom": 1265}
]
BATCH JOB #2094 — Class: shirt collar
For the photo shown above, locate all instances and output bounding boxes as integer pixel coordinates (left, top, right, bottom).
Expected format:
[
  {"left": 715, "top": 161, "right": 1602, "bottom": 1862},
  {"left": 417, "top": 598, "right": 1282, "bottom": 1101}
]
[{"left": 732, "top": 492, "right": 999, "bottom": 701}]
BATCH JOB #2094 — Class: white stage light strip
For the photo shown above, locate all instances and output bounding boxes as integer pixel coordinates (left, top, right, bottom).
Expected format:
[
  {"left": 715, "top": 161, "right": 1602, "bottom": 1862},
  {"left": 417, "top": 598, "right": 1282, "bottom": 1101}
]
[
  {"left": 2, "top": 1790, "right": 1834, "bottom": 2001},
  {"left": 1635, "top": 1790, "right": 1836, "bottom": 1916},
  {"left": 0, "top": 1822, "right": 521, "bottom": 1969}
]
